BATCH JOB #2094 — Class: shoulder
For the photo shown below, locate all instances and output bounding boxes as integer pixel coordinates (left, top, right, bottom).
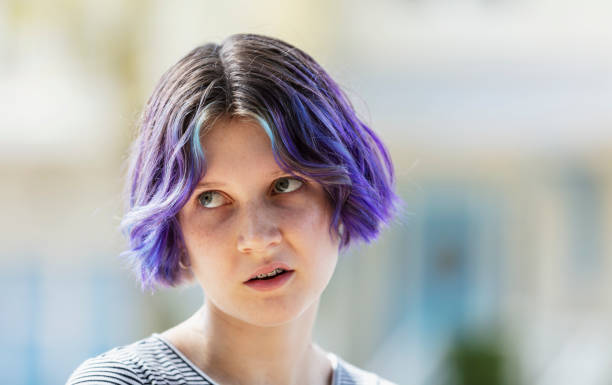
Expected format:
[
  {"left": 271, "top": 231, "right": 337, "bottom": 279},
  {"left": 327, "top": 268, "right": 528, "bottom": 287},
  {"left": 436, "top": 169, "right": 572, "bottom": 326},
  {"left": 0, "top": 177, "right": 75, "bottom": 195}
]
[
  {"left": 65, "top": 334, "right": 207, "bottom": 385},
  {"left": 66, "top": 354, "right": 143, "bottom": 385},
  {"left": 331, "top": 353, "right": 397, "bottom": 385}
]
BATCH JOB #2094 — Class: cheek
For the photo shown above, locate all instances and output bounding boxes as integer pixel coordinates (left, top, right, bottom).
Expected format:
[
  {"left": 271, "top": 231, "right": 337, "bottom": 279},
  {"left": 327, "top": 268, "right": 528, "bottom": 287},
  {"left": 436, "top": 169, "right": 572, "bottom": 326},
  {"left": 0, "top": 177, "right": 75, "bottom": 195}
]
[
  {"left": 180, "top": 215, "right": 239, "bottom": 276},
  {"left": 279, "top": 202, "right": 329, "bottom": 238},
  {"left": 281, "top": 200, "right": 339, "bottom": 265},
  {"left": 180, "top": 193, "right": 336, "bottom": 260}
]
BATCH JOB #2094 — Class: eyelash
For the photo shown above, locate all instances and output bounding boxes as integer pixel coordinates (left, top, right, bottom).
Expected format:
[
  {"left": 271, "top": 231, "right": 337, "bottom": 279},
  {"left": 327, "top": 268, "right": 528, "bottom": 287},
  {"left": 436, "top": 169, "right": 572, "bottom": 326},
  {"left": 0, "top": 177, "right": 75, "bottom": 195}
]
[{"left": 195, "top": 176, "right": 306, "bottom": 209}]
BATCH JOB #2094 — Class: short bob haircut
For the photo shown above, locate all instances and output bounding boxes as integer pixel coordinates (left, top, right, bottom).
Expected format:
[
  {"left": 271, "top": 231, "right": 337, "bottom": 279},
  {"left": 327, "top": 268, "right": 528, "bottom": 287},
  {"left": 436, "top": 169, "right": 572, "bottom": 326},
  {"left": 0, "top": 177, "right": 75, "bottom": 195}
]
[{"left": 120, "top": 33, "right": 403, "bottom": 291}]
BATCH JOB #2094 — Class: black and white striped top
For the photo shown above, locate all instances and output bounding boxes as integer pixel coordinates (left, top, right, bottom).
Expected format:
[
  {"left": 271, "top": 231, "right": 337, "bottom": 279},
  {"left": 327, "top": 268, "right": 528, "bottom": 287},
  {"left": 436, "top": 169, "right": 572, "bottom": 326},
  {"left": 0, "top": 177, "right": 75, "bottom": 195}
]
[{"left": 66, "top": 334, "right": 396, "bottom": 385}]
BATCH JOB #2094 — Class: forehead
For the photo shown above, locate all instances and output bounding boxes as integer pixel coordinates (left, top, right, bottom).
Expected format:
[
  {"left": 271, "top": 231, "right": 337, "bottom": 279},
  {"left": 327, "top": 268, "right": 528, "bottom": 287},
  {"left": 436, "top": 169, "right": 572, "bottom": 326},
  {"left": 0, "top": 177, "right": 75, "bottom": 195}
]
[{"left": 200, "top": 117, "right": 280, "bottom": 176}]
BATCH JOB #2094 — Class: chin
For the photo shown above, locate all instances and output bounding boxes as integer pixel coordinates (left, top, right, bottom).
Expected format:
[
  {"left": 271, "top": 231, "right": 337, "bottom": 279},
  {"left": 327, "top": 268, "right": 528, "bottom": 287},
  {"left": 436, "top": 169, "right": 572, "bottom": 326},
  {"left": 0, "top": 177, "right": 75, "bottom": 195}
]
[
  {"left": 251, "top": 309, "right": 308, "bottom": 327},
  {"left": 246, "top": 297, "right": 319, "bottom": 327},
  {"left": 211, "top": 293, "right": 318, "bottom": 328}
]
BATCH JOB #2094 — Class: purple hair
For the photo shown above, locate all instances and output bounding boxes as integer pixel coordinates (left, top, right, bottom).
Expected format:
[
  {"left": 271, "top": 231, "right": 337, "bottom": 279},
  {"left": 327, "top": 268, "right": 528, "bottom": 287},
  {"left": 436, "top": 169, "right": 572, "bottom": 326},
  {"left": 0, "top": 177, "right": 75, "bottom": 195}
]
[{"left": 120, "top": 34, "right": 403, "bottom": 291}]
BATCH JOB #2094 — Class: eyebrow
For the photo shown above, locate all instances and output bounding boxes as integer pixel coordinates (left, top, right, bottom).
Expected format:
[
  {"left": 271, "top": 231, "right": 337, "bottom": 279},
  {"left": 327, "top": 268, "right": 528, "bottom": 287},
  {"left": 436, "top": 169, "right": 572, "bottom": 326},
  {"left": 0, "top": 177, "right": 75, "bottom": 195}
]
[{"left": 195, "top": 169, "right": 289, "bottom": 188}]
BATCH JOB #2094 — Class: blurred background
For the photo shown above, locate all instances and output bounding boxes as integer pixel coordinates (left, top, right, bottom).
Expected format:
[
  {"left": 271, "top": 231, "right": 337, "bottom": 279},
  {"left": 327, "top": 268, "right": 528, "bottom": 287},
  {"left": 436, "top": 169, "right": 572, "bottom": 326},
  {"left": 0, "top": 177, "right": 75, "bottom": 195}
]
[{"left": 1, "top": 0, "right": 611, "bottom": 384}]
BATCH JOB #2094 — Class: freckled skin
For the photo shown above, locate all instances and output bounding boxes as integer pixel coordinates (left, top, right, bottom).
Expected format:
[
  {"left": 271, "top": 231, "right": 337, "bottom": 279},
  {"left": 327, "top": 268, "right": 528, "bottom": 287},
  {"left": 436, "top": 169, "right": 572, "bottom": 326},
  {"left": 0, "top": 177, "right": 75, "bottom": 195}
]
[{"left": 178, "top": 116, "right": 341, "bottom": 327}]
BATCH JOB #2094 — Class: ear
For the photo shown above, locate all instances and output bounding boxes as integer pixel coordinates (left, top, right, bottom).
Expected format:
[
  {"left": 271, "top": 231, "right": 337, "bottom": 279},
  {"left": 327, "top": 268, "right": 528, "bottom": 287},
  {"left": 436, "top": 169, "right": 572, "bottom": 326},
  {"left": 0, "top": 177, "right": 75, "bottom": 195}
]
[{"left": 178, "top": 244, "right": 191, "bottom": 270}]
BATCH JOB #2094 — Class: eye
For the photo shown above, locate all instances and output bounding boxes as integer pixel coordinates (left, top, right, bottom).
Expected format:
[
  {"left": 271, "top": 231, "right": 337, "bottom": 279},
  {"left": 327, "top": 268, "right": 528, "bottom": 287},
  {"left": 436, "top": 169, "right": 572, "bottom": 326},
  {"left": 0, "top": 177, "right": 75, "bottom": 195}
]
[
  {"left": 197, "top": 191, "right": 227, "bottom": 208},
  {"left": 273, "top": 177, "right": 303, "bottom": 194}
]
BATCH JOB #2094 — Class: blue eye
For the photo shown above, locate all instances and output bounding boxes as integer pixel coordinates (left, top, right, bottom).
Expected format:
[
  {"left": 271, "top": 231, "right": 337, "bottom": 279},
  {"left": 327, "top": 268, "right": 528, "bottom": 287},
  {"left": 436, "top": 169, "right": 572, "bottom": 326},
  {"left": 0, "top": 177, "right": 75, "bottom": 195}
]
[
  {"left": 197, "top": 191, "right": 226, "bottom": 208},
  {"left": 273, "top": 177, "right": 303, "bottom": 193}
]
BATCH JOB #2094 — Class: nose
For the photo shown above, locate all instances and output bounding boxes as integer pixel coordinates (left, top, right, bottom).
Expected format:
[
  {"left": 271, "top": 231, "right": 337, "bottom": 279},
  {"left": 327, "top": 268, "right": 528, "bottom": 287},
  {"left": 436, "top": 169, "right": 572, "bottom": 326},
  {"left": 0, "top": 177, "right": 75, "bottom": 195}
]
[{"left": 236, "top": 201, "right": 282, "bottom": 254}]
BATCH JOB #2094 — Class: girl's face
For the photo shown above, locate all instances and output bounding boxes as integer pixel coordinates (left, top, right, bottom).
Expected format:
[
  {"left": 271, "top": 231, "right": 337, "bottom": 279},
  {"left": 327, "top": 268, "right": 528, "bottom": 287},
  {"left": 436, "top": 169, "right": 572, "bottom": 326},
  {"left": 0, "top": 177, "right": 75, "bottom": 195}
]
[{"left": 178, "top": 117, "right": 341, "bottom": 327}]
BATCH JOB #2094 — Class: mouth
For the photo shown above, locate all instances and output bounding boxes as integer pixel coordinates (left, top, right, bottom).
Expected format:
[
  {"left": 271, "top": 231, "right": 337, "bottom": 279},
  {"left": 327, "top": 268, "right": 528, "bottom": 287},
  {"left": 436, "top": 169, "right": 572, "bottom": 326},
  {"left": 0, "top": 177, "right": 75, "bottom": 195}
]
[
  {"left": 246, "top": 267, "right": 292, "bottom": 282},
  {"left": 245, "top": 262, "right": 294, "bottom": 282},
  {"left": 244, "top": 263, "right": 295, "bottom": 291}
]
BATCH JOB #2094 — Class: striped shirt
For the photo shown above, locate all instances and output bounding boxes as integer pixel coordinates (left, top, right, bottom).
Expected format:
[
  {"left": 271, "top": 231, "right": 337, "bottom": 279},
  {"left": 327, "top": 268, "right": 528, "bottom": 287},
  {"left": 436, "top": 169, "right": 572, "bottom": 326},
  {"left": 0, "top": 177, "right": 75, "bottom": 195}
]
[{"left": 66, "top": 333, "right": 397, "bottom": 385}]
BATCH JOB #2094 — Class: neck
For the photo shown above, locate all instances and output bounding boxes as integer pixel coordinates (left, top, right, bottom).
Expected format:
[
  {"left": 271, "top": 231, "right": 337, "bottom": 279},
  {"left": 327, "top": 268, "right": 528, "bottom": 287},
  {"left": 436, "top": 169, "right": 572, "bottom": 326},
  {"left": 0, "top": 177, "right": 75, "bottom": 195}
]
[{"left": 182, "top": 298, "right": 331, "bottom": 385}]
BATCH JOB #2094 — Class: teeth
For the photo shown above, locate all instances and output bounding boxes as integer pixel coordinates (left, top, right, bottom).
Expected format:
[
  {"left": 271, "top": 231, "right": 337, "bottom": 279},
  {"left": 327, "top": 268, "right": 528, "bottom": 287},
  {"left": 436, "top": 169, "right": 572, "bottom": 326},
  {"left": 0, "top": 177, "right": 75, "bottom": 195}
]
[{"left": 256, "top": 268, "right": 285, "bottom": 279}]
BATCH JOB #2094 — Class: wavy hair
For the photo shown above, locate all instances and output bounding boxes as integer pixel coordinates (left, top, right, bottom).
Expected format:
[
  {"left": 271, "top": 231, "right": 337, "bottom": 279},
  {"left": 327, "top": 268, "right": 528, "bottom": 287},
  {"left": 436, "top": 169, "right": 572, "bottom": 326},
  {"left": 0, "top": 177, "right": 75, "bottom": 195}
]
[{"left": 120, "top": 33, "right": 403, "bottom": 291}]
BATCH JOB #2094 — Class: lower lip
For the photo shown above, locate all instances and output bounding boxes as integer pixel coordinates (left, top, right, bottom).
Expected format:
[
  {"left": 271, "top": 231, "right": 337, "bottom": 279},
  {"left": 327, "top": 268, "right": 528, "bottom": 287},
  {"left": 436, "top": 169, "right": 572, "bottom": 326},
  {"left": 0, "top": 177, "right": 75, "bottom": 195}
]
[{"left": 243, "top": 271, "right": 295, "bottom": 291}]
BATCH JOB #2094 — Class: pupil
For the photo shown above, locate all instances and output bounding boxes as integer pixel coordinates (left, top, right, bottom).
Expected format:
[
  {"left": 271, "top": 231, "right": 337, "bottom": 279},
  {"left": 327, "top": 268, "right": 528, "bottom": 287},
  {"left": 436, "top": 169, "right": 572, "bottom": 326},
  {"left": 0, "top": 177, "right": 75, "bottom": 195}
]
[
  {"left": 277, "top": 179, "right": 288, "bottom": 191},
  {"left": 200, "top": 192, "right": 212, "bottom": 205}
]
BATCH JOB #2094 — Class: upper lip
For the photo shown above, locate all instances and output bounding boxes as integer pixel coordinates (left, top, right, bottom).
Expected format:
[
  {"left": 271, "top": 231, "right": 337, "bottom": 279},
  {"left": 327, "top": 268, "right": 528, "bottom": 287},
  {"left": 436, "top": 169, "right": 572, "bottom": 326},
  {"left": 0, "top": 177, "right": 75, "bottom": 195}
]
[{"left": 245, "top": 262, "right": 293, "bottom": 282}]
